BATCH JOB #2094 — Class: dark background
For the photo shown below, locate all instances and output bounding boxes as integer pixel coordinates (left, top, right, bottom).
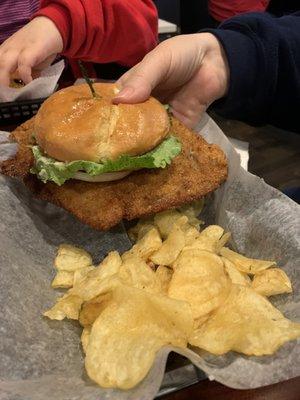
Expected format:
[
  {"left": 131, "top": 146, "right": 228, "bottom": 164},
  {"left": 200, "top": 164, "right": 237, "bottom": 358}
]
[{"left": 154, "top": 0, "right": 300, "bottom": 33}]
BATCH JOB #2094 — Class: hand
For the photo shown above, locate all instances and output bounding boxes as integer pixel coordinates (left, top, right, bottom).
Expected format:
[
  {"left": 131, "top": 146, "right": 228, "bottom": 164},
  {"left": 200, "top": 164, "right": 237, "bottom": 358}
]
[
  {"left": 114, "top": 33, "right": 229, "bottom": 128},
  {"left": 0, "top": 17, "right": 63, "bottom": 86}
]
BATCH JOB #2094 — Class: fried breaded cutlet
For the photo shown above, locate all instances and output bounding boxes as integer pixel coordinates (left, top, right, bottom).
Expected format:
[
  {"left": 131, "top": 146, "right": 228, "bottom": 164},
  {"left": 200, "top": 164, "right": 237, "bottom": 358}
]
[{"left": 1, "top": 117, "right": 227, "bottom": 230}]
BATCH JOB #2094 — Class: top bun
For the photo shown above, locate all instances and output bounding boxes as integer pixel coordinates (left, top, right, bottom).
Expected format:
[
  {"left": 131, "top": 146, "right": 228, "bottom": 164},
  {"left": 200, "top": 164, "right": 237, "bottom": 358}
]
[{"left": 34, "top": 83, "right": 170, "bottom": 162}]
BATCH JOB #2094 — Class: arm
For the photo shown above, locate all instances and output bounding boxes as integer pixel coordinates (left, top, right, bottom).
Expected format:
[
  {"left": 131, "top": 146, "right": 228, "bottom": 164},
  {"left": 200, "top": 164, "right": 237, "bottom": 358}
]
[
  {"left": 35, "top": 0, "right": 158, "bottom": 66},
  {"left": 207, "top": 12, "right": 300, "bottom": 130},
  {"left": 115, "top": 12, "right": 300, "bottom": 130}
]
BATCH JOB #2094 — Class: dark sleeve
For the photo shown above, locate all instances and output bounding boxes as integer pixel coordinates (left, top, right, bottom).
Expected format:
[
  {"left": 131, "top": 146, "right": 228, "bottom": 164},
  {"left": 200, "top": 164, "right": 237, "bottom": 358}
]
[{"left": 206, "top": 12, "right": 300, "bottom": 132}]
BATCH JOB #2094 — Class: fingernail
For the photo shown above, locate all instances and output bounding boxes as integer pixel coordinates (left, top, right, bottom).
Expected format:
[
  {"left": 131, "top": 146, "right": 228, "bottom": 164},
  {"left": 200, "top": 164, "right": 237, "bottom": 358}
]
[{"left": 115, "top": 86, "right": 134, "bottom": 99}]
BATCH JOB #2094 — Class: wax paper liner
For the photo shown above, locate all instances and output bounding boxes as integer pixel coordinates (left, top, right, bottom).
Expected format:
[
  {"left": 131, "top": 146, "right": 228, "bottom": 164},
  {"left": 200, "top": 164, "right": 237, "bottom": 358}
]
[
  {"left": 0, "top": 61, "right": 64, "bottom": 102},
  {"left": 0, "top": 114, "right": 299, "bottom": 400}
]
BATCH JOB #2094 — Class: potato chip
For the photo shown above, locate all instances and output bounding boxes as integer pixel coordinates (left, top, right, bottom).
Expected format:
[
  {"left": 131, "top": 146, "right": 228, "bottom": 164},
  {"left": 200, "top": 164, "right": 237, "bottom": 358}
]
[
  {"left": 147, "top": 261, "right": 156, "bottom": 271},
  {"left": 51, "top": 270, "right": 74, "bottom": 289},
  {"left": 153, "top": 210, "right": 185, "bottom": 239},
  {"left": 79, "top": 293, "right": 111, "bottom": 328},
  {"left": 45, "top": 215, "right": 299, "bottom": 391},
  {"left": 216, "top": 232, "right": 231, "bottom": 253},
  {"left": 150, "top": 223, "right": 186, "bottom": 266},
  {"left": 124, "top": 227, "right": 162, "bottom": 261},
  {"left": 169, "top": 250, "right": 231, "bottom": 319},
  {"left": 189, "top": 285, "right": 300, "bottom": 356},
  {"left": 183, "top": 225, "right": 225, "bottom": 253},
  {"left": 193, "top": 315, "right": 210, "bottom": 329},
  {"left": 252, "top": 268, "right": 292, "bottom": 296},
  {"left": 181, "top": 225, "right": 201, "bottom": 245},
  {"left": 81, "top": 327, "right": 91, "bottom": 354},
  {"left": 54, "top": 244, "right": 92, "bottom": 272},
  {"left": 119, "top": 254, "right": 162, "bottom": 293},
  {"left": 85, "top": 285, "right": 193, "bottom": 389},
  {"left": 95, "top": 251, "right": 122, "bottom": 273},
  {"left": 128, "top": 217, "right": 155, "bottom": 242},
  {"left": 178, "top": 199, "right": 204, "bottom": 229},
  {"left": 179, "top": 199, "right": 204, "bottom": 216},
  {"left": 45, "top": 252, "right": 122, "bottom": 321},
  {"left": 73, "top": 266, "right": 96, "bottom": 286},
  {"left": 222, "top": 257, "right": 250, "bottom": 286},
  {"left": 44, "top": 294, "right": 82, "bottom": 320},
  {"left": 220, "top": 247, "right": 276, "bottom": 274},
  {"left": 153, "top": 206, "right": 202, "bottom": 245},
  {"left": 71, "top": 251, "right": 122, "bottom": 301},
  {"left": 155, "top": 266, "right": 173, "bottom": 293}
]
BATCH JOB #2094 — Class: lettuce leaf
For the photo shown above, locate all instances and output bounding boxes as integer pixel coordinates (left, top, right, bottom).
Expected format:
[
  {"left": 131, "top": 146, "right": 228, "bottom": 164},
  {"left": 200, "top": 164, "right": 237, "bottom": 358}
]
[{"left": 30, "top": 136, "right": 181, "bottom": 186}]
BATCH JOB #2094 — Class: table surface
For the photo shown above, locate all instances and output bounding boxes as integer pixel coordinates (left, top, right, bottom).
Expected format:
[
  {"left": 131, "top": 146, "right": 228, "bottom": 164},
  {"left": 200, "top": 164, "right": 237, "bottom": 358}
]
[
  {"left": 162, "top": 376, "right": 300, "bottom": 400},
  {"left": 1, "top": 115, "right": 299, "bottom": 400},
  {"left": 212, "top": 113, "right": 300, "bottom": 191}
]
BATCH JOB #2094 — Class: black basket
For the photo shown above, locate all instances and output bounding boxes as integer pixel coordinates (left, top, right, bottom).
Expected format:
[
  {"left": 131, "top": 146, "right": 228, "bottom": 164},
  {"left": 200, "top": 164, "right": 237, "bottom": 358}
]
[{"left": 0, "top": 98, "right": 46, "bottom": 126}]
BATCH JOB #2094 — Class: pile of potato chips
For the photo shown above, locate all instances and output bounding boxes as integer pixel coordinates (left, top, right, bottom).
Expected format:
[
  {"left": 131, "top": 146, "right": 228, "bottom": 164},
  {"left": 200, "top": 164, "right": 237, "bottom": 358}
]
[{"left": 44, "top": 200, "right": 300, "bottom": 390}]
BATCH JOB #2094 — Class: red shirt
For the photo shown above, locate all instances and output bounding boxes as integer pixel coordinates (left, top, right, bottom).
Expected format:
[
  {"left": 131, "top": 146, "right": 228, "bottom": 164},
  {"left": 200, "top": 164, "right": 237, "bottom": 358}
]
[
  {"left": 34, "top": 0, "right": 158, "bottom": 76},
  {"left": 209, "top": 0, "right": 270, "bottom": 22}
]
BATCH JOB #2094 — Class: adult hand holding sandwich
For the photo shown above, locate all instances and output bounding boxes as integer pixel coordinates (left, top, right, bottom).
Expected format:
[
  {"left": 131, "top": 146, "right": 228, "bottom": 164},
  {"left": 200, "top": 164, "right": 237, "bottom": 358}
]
[
  {"left": 114, "top": 33, "right": 229, "bottom": 129},
  {"left": 115, "top": 12, "right": 300, "bottom": 133}
]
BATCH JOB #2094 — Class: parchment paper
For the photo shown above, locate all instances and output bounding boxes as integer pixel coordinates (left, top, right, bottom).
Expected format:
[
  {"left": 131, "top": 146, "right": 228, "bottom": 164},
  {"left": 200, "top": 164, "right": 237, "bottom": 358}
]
[
  {"left": 0, "top": 113, "right": 299, "bottom": 400},
  {"left": 0, "top": 61, "right": 64, "bottom": 102}
]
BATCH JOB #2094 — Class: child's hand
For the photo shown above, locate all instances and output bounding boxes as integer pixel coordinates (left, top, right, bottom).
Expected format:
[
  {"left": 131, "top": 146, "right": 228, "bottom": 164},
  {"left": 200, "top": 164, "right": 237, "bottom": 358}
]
[
  {"left": 114, "top": 33, "right": 229, "bottom": 128},
  {"left": 0, "top": 17, "right": 63, "bottom": 86}
]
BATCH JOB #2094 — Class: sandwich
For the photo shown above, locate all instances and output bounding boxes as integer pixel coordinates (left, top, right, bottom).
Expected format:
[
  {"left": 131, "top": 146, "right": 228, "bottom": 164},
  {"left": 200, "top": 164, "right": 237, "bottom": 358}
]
[
  {"left": 31, "top": 83, "right": 181, "bottom": 185},
  {"left": 1, "top": 82, "right": 228, "bottom": 230}
]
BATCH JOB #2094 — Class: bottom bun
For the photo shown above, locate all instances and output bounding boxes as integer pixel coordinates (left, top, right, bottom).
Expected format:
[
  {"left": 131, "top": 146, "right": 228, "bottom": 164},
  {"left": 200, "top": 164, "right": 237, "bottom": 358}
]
[{"left": 73, "top": 171, "right": 131, "bottom": 183}]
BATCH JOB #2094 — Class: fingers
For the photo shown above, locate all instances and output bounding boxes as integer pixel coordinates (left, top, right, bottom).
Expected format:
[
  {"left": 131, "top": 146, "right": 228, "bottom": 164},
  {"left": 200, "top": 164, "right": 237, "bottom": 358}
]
[
  {"left": 0, "top": 49, "right": 18, "bottom": 86},
  {"left": 114, "top": 68, "right": 153, "bottom": 103},
  {"left": 113, "top": 46, "right": 171, "bottom": 104},
  {"left": 0, "top": 48, "right": 35, "bottom": 86},
  {"left": 0, "top": 17, "right": 62, "bottom": 87},
  {"left": 170, "top": 104, "right": 207, "bottom": 129},
  {"left": 0, "top": 44, "right": 50, "bottom": 86},
  {"left": 113, "top": 34, "right": 208, "bottom": 106},
  {"left": 17, "top": 49, "right": 42, "bottom": 84},
  {"left": 168, "top": 71, "right": 210, "bottom": 128},
  {"left": 18, "top": 62, "right": 33, "bottom": 84},
  {"left": 113, "top": 34, "right": 222, "bottom": 129}
]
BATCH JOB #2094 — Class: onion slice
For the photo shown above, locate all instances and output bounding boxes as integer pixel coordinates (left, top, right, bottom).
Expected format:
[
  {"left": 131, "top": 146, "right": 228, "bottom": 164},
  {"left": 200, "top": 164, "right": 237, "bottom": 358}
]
[{"left": 73, "top": 170, "right": 131, "bottom": 182}]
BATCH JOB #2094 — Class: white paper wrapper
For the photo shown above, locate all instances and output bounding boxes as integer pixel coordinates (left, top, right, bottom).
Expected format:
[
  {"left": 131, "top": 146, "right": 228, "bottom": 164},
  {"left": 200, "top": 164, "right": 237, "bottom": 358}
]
[
  {"left": 0, "top": 114, "right": 299, "bottom": 400},
  {"left": 0, "top": 61, "right": 65, "bottom": 102}
]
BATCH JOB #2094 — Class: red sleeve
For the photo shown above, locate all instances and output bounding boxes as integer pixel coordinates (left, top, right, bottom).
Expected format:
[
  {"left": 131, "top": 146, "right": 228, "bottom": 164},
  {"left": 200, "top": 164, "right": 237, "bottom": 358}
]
[
  {"left": 34, "top": 0, "right": 158, "bottom": 66},
  {"left": 209, "top": 0, "right": 270, "bottom": 22}
]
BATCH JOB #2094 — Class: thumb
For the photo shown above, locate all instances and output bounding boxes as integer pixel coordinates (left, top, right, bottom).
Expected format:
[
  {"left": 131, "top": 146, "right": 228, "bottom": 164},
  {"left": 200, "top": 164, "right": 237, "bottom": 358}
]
[{"left": 113, "top": 48, "right": 170, "bottom": 104}]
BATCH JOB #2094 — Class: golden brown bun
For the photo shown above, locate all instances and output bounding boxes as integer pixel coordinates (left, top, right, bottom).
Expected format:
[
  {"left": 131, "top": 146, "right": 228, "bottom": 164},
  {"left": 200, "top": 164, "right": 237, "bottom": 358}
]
[{"left": 34, "top": 83, "right": 170, "bottom": 162}]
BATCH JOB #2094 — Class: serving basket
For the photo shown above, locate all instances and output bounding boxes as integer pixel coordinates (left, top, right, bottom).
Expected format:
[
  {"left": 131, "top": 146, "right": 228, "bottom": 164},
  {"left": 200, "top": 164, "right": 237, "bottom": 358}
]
[
  {"left": 0, "top": 98, "right": 46, "bottom": 126},
  {"left": 0, "top": 88, "right": 207, "bottom": 398}
]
